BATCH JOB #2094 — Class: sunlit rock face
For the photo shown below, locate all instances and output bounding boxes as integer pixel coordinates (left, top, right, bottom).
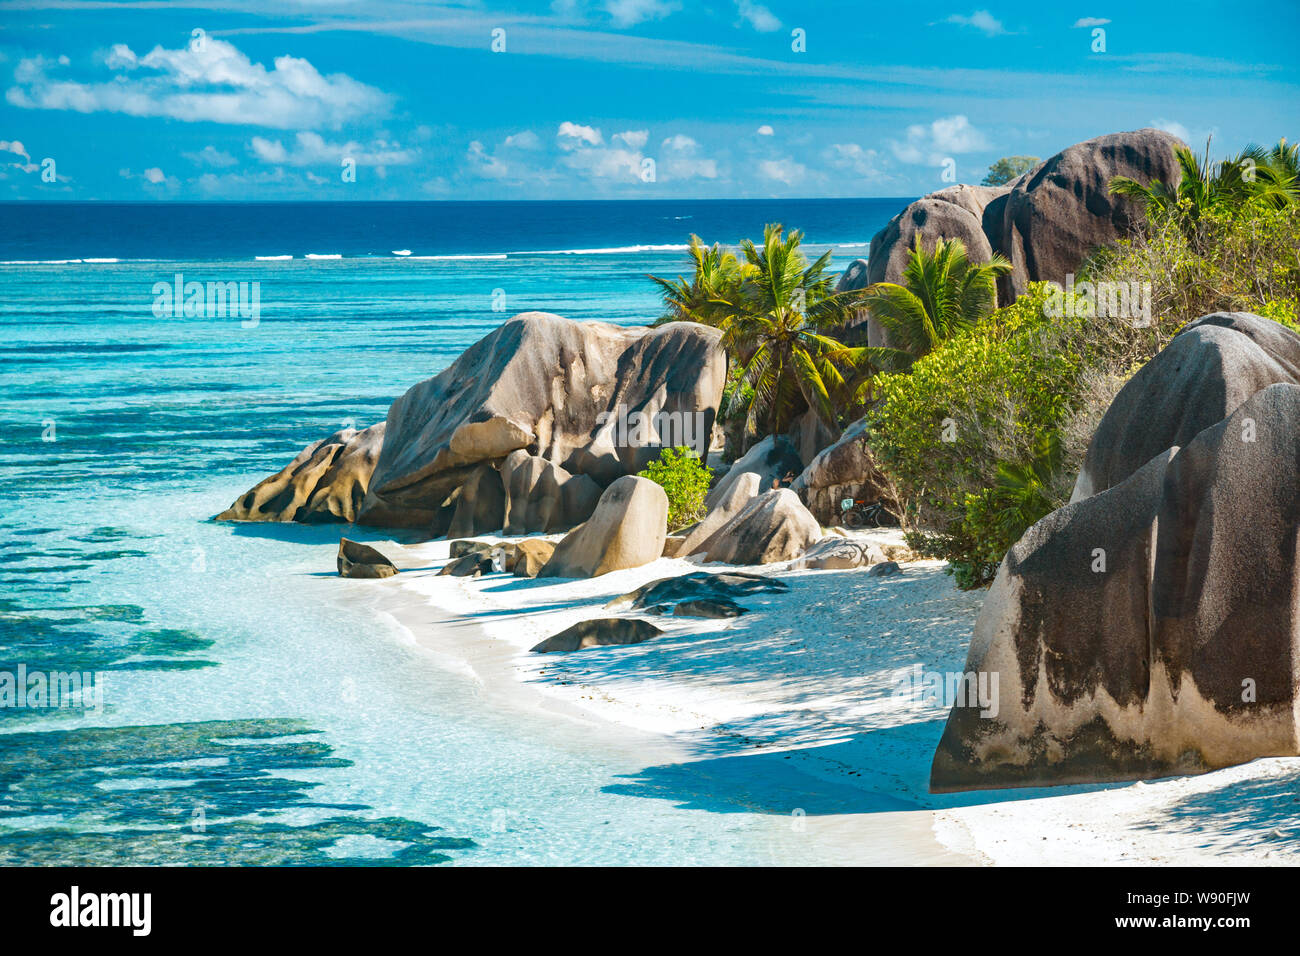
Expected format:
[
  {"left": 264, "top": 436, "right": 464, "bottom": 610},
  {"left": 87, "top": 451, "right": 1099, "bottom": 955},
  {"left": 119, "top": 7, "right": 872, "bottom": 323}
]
[{"left": 932, "top": 384, "right": 1300, "bottom": 792}]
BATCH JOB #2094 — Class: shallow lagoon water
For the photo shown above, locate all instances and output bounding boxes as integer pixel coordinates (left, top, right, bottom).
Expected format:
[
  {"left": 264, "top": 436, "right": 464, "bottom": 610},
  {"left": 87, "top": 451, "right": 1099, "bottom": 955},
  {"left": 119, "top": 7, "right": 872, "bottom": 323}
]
[{"left": 0, "top": 202, "right": 897, "bottom": 864}]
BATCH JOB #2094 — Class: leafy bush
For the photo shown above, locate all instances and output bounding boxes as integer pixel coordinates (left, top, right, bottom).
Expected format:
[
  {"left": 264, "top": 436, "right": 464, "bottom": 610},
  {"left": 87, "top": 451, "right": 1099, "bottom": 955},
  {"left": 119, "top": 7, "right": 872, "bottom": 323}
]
[
  {"left": 982, "top": 155, "right": 1040, "bottom": 186},
  {"left": 868, "top": 284, "right": 1091, "bottom": 587},
  {"left": 637, "top": 446, "right": 713, "bottom": 531}
]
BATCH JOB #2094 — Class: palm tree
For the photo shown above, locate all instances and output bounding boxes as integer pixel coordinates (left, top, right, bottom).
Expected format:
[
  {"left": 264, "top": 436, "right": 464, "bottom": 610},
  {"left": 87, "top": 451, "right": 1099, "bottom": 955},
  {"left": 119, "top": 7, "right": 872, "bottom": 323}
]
[
  {"left": 707, "top": 224, "right": 906, "bottom": 436},
  {"left": 861, "top": 235, "right": 1011, "bottom": 360},
  {"left": 648, "top": 235, "right": 750, "bottom": 326},
  {"left": 1109, "top": 136, "right": 1296, "bottom": 223}
]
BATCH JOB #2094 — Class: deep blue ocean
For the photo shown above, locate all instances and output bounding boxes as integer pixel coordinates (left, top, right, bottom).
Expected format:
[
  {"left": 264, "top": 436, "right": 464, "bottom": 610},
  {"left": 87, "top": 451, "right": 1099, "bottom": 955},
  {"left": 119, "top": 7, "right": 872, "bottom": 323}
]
[{"left": 0, "top": 198, "right": 906, "bottom": 865}]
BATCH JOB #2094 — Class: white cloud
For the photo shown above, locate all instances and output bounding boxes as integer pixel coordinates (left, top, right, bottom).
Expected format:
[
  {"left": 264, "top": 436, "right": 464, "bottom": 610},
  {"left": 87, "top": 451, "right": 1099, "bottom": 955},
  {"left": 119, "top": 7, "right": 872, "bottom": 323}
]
[
  {"left": 943, "top": 10, "right": 1008, "bottom": 36},
  {"left": 736, "top": 0, "right": 780, "bottom": 32},
  {"left": 6, "top": 38, "right": 390, "bottom": 129},
  {"left": 249, "top": 131, "right": 417, "bottom": 166},
  {"left": 823, "top": 143, "right": 887, "bottom": 181},
  {"left": 185, "top": 145, "right": 237, "bottom": 167},
  {"left": 613, "top": 129, "right": 649, "bottom": 149},
  {"left": 605, "top": 0, "right": 679, "bottom": 27},
  {"left": 467, "top": 139, "right": 510, "bottom": 179},
  {"left": 1152, "top": 118, "right": 1190, "bottom": 142},
  {"left": 660, "top": 134, "right": 718, "bottom": 180},
  {"left": 557, "top": 121, "right": 603, "bottom": 148},
  {"left": 504, "top": 130, "right": 542, "bottom": 150},
  {"left": 1072, "top": 17, "right": 1111, "bottom": 27},
  {"left": 756, "top": 124, "right": 774, "bottom": 136},
  {"left": 1, "top": 139, "right": 30, "bottom": 162},
  {"left": 143, "top": 167, "right": 166, "bottom": 184},
  {"left": 890, "top": 114, "right": 989, "bottom": 165},
  {"left": 757, "top": 157, "right": 807, "bottom": 186}
]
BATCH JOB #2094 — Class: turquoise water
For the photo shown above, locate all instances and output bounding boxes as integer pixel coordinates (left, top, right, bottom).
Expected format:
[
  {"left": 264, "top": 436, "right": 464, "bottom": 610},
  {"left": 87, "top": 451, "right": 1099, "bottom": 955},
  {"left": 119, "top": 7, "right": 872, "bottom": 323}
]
[{"left": 0, "top": 208, "right": 887, "bottom": 865}]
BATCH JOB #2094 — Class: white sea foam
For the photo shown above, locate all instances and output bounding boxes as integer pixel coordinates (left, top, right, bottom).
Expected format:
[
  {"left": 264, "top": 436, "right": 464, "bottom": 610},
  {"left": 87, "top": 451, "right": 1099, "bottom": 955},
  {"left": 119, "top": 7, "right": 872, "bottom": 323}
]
[
  {"left": 392, "top": 249, "right": 412, "bottom": 256},
  {"left": 304, "top": 253, "right": 343, "bottom": 260},
  {"left": 255, "top": 255, "right": 294, "bottom": 261}
]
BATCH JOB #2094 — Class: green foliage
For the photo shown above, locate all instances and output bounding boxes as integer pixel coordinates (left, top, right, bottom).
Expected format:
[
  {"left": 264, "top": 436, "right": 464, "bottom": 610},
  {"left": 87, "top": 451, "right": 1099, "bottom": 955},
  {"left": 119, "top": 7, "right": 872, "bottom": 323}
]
[
  {"left": 658, "top": 223, "right": 903, "bottom": 438},
  {"left": 637, "top": 446, "right": 714, "bottom": 531},
  {"left": 1109, "top": 138, "right": 1298, "bottom": 234},
  {"left": 863, "top": 236, "right": 1013, "bottom": 360},
  {"left": 982, "top": 155, "right": 1039, "bottom": 186},
  {"left": 649, "top": 234, "right": 752, "bottom": 326},
  {"left": 869, "top": 284, "right": 1089, "bottom": 587}
]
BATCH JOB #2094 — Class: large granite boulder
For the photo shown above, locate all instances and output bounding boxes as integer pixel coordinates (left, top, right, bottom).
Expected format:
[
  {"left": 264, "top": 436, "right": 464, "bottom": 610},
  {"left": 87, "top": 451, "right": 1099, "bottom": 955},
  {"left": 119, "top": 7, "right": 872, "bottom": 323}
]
[
  {"left": 705, "top": 435, "right": 803, "bottom": 511},
  {"left": 359, "top": 313, "right": 725, "bottom": 529},
  {"left": 998, "top": 128, "right": 1184, "bottom": 298},
  {"left": 531, "top": 618, "right": 663, "bottom": 653},
  {"left": 852, "top": 185, "right": 1009, "bottom": 347},
  {"left": 607, "top": 570, "right": 788, "bottom": 610},
  {"left": 790, "top": 417, "right": 895, "bottom": 524},
  {"left": 1072, "top": 313, "right": 1300, "bottom": 500},
  {"left": 219, "top": 424, "right": 384, "bottom": 523},
  {"left": 700, "top": 488, "right": 821, "bottom": 565},
  {"left": 932, "top": 384, "right": 1300, "bottom": 792},
  {"left": 539, "top": 475, "right": 668, "bottom": 578},
  {"left": 499, "top": 450, "right": 602, "bottom": 535},
  {"left": 678, "top": 471, "right": 761, "bottom": 557},
  {"left": 223, "top": 313, "right": 724, "bottom": 533},
  {"left": 337, "top": 537, "right": 397, "bottom": 578},
  {"left": 445, "top": 462, "right": 505, "bottom": 539},
  {"left": 792, "top": 536, "right": 884, "bottom": 571}
]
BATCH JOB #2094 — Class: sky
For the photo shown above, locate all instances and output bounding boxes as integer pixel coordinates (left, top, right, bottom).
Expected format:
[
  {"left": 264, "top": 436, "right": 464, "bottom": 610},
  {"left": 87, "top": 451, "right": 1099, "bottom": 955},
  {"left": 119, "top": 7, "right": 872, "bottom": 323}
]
[{"left": 0, "top": 0, "right": 1295, "bottom": 200}]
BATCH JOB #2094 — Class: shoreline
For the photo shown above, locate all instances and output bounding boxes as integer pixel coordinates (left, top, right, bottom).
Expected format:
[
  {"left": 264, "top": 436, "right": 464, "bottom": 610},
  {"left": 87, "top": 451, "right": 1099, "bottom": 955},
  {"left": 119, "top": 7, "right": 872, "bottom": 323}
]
[
  {"left": 377, "top": 533, "right": 980, "bottom": 866},
  {"left": 370, "top": 533, "right": 1300, "bottom": 866}
]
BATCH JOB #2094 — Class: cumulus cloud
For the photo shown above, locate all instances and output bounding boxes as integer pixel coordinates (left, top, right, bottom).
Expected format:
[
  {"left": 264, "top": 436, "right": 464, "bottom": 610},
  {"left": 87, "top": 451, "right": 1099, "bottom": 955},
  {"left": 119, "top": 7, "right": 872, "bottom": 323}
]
[
  {"left": 823, "top": 143, "right": 887, "bottom": 181},
  {"left": 736, "top": 0, "right": 780, "bottom": 32},
  {"left": 613, "top": 129, "right": 649, "bottom": 149},
  {"left": 660, "top": 134, "right": 718, "bottom": 180},
  {"left": 605, "top": 0, "right": 679, "bottom": 27},
  {"left": 943, "top": 10, "right": 1008, "bottom": 36},
  {"left": 6, "top": 38, "right": 390, "bottom": 129},
  {"left": 890, "top": 114, "right": 989, "bottom": 165},
  {"left": 757, "top": 157, "right": 807, "bottom": 186},
  {"left": 1152, "top": 118, "right": 1190, "bottom": 142},
  {"left": 557, "top": 121, "right": 603, "bottom": 148},
  {"left": 0, "top": 138, "right": 38, "bottom": 173},
  {"left": 504, "top": 130, "right": 542, "bottom": 150},
  {"left": 184, "top": 145, "right": 237, "bottom": 167},
  {"left": 1072, "top": 17, "right": 1111, "bottom": 27},
  {"left": 756, "top": 124, "right": 774, "bottom": 136},
  {"left": 249, "top": 131, "right": 417, "bottom": 167}
]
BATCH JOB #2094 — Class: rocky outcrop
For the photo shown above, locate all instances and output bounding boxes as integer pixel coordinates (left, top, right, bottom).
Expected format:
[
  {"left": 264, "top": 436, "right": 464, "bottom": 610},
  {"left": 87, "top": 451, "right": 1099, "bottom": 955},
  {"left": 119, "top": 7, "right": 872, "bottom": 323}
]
[
  {"left": 337, "top": 537, "right": 397, "bottom": 578},
  {"left": 846, "top": 185, "right": 1011, "bottom": 347},
  {"left": 790, "top": 417, "right": 895, "bottom": 525},
  {"left": 674, "top": 599, "right": 746, "bottom": 618},
  {"left": 607, "top": 570, "right": 788, "bottom": 610},
  {"left": 499, "top": 450, "right": 602, "bottom": 535},
  {"left": 678, "top": 471, "right": 761, "bottom": 557},
  {"left": 531, "top": 618, "right": 663, "bottom": 653},
  {"left": 221, "top": 313, "right": 725, "bottom": 534},
  {"left": 1072, "top": 312, "right": 1300, "bottom": 500},
  {"left": 932, "top": 383, "right": 1300, "bottom": 792},
  {"left": 999, "top": 129, "right": 1184, "bottom": 299},
  {"left": 705, "top": 435, "right": 802, "bottom": 511},
  {"left": 539, "top": 475, "right": 668, "bottom": 578},
  {"left": 700, "top": 489, "right": 821, "bottom": 565},
  {"left": 792, "top": 536, "right": 884, "bottom": 571},
  {"left": 492, "top": 538, "right": 556, "bottom": 577},
  {"left": 360, "top": 313, "right": 725, "bottom": 529},
  {"left": 844, "top": 129, "right": 1185, "bottom": 342},
  {"left": 219, "top": 424, "right": 384, "bottom": 523},
  {"left": 445, "top": 463, "right": 505, "bottom": 539}
]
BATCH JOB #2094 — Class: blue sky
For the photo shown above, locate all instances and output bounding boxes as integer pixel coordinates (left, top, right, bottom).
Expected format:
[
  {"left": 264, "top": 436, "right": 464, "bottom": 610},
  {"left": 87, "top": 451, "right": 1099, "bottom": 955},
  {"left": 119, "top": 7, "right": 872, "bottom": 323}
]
[{"left": 0, "top": 0, "right": 1295, "bottom": 200}]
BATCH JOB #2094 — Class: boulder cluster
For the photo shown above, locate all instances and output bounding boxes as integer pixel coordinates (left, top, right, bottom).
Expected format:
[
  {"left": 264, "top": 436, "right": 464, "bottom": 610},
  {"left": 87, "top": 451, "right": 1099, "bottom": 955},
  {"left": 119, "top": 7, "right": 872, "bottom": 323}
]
[{"left": 932, "top": 313, "right": 1300, "bottom": 791}]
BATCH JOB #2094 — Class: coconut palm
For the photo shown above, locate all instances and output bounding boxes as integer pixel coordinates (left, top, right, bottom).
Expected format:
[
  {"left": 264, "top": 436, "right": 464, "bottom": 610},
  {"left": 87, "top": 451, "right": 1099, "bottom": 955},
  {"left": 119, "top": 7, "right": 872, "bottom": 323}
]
[
  {"left": 648, "top": 235, "right": 750, "bottom": 326},
  {"left": 861, "top": 236, "right": 1012, "bottom": 360},
  {"left": 1109, "top": 136, "right": 1296, "bottom": 223},
  {"left": 707, "top": 224, "right": 907, "bottom": 436}
]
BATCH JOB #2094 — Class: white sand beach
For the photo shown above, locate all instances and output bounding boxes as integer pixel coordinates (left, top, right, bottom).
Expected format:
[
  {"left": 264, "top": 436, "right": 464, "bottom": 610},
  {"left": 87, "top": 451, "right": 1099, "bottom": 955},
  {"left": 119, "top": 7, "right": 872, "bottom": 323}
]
[{"left": 365, "top": 534, "right": 1300, "bottom": 866}]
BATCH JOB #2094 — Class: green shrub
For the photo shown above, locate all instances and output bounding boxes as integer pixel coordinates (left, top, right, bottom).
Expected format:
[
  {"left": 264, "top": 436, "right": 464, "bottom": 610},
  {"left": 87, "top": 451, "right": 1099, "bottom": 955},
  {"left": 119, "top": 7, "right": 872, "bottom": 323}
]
[{"left": 637, "top": 446, "right": 713, "bottom": 531}]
